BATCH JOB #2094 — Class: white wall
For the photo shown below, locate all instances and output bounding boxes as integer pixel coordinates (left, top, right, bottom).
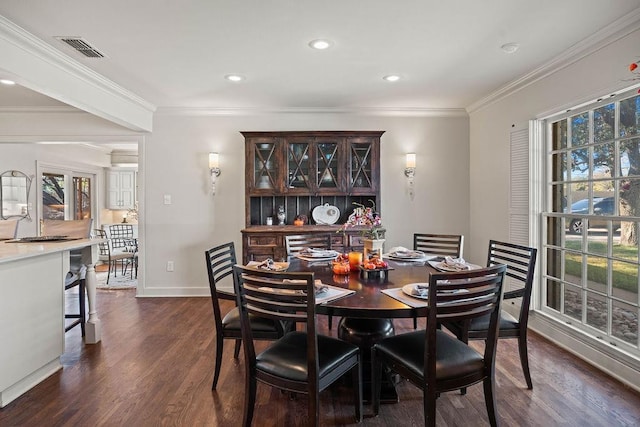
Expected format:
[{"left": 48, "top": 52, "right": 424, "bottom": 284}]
[
  {"left": 0, "top": 143, "right": 111, "bottom": 236},
  {"left": 469, "top": 29, "right": 640, "bottom": 262},
  {"left": 0, "top": 110, "right": 137, "bottom": 236},
  {"left": 469, "top": 27, "right": 640, "bottom": 390},
  {"left": 142, "top": 112, "right": 469, "bottom": 296}
]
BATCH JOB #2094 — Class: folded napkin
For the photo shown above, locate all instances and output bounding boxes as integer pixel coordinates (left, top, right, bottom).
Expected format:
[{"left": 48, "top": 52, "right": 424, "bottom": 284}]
[
  {"left": 300, "top": 247, "right": 336, "bottom": 257},
  {"left": 410, "top": 283, "right": 429, "bottom": 297},
  {"left": 443, "top": 256, "right": 471, "bottom": 270},
  {"left": 282, "top": 279, "right": 328, "bottom": 295},
  {"left": 388, "top": 246, "right": 409, "bottom": 254},
  {"left": 248, "top": 258, "right": 288, "bottom": 271},
  {"left": 407, "top": 283, "right": 462, "bottom": 297}
]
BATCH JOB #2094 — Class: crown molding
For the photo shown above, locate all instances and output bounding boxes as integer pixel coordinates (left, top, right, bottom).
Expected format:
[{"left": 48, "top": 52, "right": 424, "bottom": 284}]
[
  {"left": 155, "top": 106, "right": 468, "bottom": 118},
  {"left": 0, "top": 106, "right": 83, "bottom": 114},
  {"left": 0, "top": 16, "right": 155, "bottom": 131},
  {"left": 0, "top": 134, "right": 142, "bottom": 144},
  {"left": 466, "top": 8, "right": 640, "bottom": 114}
]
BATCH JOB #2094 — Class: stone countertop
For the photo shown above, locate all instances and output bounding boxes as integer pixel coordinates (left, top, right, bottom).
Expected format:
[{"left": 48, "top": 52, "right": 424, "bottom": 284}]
[{"left": 0, "top": 238, "right": 105, "bottom": 264}]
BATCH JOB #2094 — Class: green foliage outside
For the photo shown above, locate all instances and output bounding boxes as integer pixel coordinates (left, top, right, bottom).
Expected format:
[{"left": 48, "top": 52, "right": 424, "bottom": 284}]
[{"left": 564, "top": 240, "right": 638, "bottom": 293}]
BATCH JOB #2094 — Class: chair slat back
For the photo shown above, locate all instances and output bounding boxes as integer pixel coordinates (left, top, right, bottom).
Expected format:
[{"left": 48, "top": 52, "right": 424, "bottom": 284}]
[
  {"left": 429, "top": 265, "right": 507, "bottom": 323},
  {"left": 414, "top": 233, "right": 464, "bottom": 258},
  {"left": 205, "top": 242, "right": 238, "bottom": 328},
  {"left": 235, "top": 267, "right": 314, "bottom": 324},
  {"left": 233, "top": 266, "right": 317, "bottom": 362},
  {"left": 43, "top": 219, "right": 93, "bottom": 238},
  {"left": 285, "top": 234, "right": 332, "bottom": 256},
  {"left": 0, "top": 219, "right": 19, "bottom": 239},
  {"left": 426, "top": 264, "right": 507, "bottom": 377},
  {"left": 486, "top": 239, "right": 537, "bottom": 320}
]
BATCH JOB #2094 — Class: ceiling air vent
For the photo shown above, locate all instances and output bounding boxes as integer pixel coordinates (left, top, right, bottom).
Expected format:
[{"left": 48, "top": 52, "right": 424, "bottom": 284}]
[{"left": 56, "top": 37, "right": 105, "bottom": 58}]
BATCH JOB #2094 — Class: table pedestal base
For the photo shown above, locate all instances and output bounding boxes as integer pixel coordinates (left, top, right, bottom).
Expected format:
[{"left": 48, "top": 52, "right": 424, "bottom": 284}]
[{"left": 338, "top": 317, "right": 398, "bottom": 404}]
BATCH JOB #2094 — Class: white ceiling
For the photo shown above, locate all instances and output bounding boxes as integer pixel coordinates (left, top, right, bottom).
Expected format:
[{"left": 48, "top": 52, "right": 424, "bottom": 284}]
[{"left": 1, "top": 0, "right": 640, "bottom": 112}]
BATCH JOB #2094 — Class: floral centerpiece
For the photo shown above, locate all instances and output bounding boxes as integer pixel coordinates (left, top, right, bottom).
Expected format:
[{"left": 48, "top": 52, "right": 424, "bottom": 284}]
[{"left": 338, "top": 200, "right": 384, "bottom": 240}]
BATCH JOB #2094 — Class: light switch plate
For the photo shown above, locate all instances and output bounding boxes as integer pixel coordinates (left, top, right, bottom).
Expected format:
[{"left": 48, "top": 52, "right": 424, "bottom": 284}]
[{"left": 163, "top": 194, "right": 172, "bottom": 205}]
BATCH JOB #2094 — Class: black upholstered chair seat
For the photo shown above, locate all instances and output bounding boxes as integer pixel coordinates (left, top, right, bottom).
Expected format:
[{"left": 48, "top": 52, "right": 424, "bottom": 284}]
[
  {"left": 468, "top": 311, "right": 519, "bottom": 333},
  {"left": 374, "top": 330, "right": 484, "bottom": 381},
  {"left": 222, "top": 308, "right": 281, "bottom": 333},
  {"left": 257, "top": 331, "right": 360, "bottom": 382}
]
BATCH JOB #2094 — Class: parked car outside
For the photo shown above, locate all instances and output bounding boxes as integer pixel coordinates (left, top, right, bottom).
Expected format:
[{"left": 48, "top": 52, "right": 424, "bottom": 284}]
[{"left": 567, "top": 197, "right": 619, "bottom": 234}]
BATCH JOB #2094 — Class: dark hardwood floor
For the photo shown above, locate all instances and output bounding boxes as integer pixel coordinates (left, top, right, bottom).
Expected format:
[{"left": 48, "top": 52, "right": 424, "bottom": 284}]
[{"left": 2, "top": 289, "right": 640, "bottom": 426}]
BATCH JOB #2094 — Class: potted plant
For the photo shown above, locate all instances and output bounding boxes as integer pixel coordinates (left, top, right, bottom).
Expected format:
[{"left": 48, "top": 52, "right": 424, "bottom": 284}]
[{"left": 338, "top": 200, "right": 385, "bottom": 254}]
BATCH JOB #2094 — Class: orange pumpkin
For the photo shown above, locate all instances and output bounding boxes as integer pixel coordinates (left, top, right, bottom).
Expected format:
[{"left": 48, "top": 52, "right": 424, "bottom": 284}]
[{"left": 294, "top": 219, "right": 304, "bottom": 226}]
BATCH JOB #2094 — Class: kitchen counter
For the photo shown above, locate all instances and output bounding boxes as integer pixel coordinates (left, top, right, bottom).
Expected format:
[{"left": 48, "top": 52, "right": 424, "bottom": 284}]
[{"left": 0, "top": 237, "right": 103, "bottom": 407}]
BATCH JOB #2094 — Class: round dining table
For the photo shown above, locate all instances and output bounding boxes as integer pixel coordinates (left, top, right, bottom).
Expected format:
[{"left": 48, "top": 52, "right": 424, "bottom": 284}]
[
  {"left": 287, "top": 256, "right": 435, "bottom": 318},
  {"left": 287, "top": 256, "right": 440, "bottom": 403}
]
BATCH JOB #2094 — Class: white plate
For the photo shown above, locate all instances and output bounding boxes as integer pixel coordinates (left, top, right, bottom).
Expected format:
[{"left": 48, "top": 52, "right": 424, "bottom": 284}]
[
  {"left": 387, "top": 251, "right": 436, "bottom": 261},
  {"left": 295, "top": 254, "right": 339, "bottom": 262},
  {"left": 402, "top": 283, "right": 430, "bottom": 299},
  {"left": 402, "top": 283, "right": 469, "bottom": 300},
  {"left": 312, "top": 203, "right": 340, "bottom": 225},
  {"left": 299, "top": 249, "right": 339, "bottom": 258},
  {"left": 428, "top": 260, "right": 481, "bottom": 272}
]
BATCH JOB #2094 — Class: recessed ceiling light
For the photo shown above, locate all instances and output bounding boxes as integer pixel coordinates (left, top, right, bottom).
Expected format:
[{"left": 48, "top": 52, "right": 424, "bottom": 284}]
[
  {"left": 383, "top": 75, "right": 400, "bottom": 82},
  {"left": 0, "top": 79, "right": 16, "bottom": 85},
  {"left": 225, "top": 74, "right": 244, "bottom": 82},
  {"left": 308, "top": 39, "right": 332, "bottom": 50},
  {"left": 501, "top": 43, "right": 520, "bottom": 54}
]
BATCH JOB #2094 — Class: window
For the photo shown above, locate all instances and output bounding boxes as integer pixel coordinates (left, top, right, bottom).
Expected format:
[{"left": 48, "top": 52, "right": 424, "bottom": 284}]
[
  {"left": 543, "top": 89, "right": 640, "bottom": 354},
  {"left": 39, "top": 165, "right": 96, "bottom": 223}
]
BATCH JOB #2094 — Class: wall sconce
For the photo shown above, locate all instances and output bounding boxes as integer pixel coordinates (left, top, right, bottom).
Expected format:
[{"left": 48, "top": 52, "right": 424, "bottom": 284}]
[
  {"left": 404, "top": 153, "right": 416, "bottom": 199},
  {"left": 209, "top": 152, "right": 221, "bottom": 195}
]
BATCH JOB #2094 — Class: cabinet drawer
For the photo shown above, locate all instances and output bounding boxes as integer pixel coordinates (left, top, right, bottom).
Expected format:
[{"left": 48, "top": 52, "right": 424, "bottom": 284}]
[
  {"left": 349, "top": 235, "right": 365, "bottom": 247},
  {"left": 247, "top": 235, "right": 278, "bottom": 247}
]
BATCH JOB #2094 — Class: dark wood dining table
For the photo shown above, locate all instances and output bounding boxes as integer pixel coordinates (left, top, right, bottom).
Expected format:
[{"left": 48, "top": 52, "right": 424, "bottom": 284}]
[
  {"left": 287, "top": 256, "right": 435, "bottom": 318},
  {"left": 287, "top": 256, "right": 440, "bottom": 403}
]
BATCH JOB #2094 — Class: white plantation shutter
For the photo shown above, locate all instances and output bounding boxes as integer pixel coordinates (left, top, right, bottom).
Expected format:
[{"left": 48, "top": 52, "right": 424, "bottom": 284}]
[
  {"left": 510, "top": 129, "right": 529, "bottom": 245},
  {"left": 508, "top": 129, "right": 530, "bottom": 292}
]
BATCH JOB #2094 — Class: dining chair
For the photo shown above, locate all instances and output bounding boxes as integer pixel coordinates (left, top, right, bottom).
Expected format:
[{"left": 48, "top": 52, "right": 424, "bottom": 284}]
[
  {"left": 205, "top": 242, "right": 289, "bottom": 390},
  {"left": 108, "top": 223, "right": 134, "bottom": 249},
  {"left": 94, "top": 228, "right": 134, "bottom": 284},
  {"left": 441, "top": 240, "right": 537, "bottom": 390},
  {"left": 108, "top": 224, "right": 136, "bottom": 275},
  {"left": 122, "top": 239, "right": 138, "bottom": 279},
  {"left": 285, "top": 233, "right": 336, "bottom": 328},
  {"left": 0, "top": 219, "right": 19, "bottom": 239},
  {"left": 43, "top": 219, "right": 93, "bottom": 336},
  {"left": 413, "top": 233, "right": 464, "bottom": 258},
  {"left": 372, "top": 264, "right": 507, "bottom": 427},
  {"left": 284, "top": 233, "right": 333, "bottom": 257},
  {"left": 232, "top": 265, "right": 362, "bottom": 427},
  {"left": 410, "top": 233, "right": 465, "bottom": 330}
]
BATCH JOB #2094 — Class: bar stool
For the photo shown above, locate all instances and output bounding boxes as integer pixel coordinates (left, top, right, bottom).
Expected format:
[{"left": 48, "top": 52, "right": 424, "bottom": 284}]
[{"left": 43, "top": 219, "right": 93, "bottom": 336}]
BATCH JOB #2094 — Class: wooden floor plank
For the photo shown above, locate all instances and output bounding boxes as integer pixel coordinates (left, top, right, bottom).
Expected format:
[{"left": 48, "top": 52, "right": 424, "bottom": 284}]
[{"left": 2, "top": 290, "right": 640, "bottom": 426}]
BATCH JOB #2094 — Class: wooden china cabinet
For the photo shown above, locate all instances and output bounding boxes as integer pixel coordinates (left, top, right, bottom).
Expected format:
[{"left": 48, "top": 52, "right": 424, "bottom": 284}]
[{"left": 241, "top": 131, "right": 383, "bottom": 263}]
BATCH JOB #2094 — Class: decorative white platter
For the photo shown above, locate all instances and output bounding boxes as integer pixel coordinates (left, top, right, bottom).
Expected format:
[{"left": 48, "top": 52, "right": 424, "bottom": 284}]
[{"left": 312, "top": 203, "right": 340, "bottom": 225}]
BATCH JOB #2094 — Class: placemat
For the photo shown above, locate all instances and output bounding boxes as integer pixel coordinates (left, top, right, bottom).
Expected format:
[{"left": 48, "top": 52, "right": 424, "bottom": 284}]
[
  {"left": 381, "top": 287, "right": 429, "bottom": 308},
  {"left": 317, "top": 285, "right": 355, "bottom": 305}
]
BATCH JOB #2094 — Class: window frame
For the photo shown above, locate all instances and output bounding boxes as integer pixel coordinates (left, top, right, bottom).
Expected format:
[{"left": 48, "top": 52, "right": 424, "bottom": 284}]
[{"left": 539, "top": 87, "right": 640, "bottom": 362}]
